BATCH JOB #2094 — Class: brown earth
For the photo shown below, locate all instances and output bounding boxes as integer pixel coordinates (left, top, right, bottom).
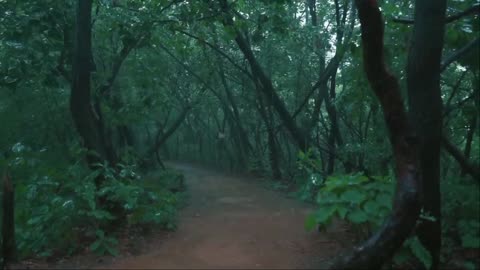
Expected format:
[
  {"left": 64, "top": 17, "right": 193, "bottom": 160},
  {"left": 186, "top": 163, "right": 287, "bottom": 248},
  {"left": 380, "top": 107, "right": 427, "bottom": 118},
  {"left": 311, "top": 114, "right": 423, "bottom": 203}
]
[{"left": 22, "top": 162, "right": 349, "bottom": 269}]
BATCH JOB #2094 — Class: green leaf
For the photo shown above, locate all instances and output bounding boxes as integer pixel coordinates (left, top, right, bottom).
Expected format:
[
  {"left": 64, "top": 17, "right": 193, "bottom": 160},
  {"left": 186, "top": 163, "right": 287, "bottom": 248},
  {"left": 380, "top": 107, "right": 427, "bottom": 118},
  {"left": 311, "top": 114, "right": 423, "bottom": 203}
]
[
  {"left": 315, "top": 206, "right": 337, "bottom": 225},
  {"left": 376, "top": 193, "right": 392, "bottom": 209},
  {"left": 305, "top": 214, "right": 317, "bottom": 231},
  {"left": 106, "top": 245, "right": 119, "bottom": 256},
  {"left": 96, "top": 229, "right": 105, "bottom": 238},
  {"left": 340, "top": 189, "right": 366, "bottom": 204},
  {"left": 363, "top": 200, "right": 379, "bottom": 215},
  {"left": 316, "top": 192, "right": 338, "bottom": 205},
  {"left": 347, "top": 209, "right": 368, "bottom": 224},
  {"left": 90, "top": 240, "right": 101, "bottom": 252},
  {"left": 337, "top": 207, "right": 348, "bottom": 219},
  {"left": 407, "top": 236, "right": 432, "bottom": 269}
]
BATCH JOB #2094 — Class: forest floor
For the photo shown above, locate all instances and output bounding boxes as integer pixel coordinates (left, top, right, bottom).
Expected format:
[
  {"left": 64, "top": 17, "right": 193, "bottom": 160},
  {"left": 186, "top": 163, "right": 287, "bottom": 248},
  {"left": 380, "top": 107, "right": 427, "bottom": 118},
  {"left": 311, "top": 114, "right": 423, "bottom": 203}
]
[{"left": 21, "top": 162, "right": 350, "bottom": 269}]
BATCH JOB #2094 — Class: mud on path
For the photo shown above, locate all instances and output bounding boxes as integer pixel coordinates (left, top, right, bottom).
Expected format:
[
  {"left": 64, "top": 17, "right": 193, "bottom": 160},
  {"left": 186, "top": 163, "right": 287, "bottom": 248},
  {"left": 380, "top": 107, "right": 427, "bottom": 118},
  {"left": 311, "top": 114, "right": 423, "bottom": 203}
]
[{"left": 46, "top": 163, "right": 347, "bottom": 269}]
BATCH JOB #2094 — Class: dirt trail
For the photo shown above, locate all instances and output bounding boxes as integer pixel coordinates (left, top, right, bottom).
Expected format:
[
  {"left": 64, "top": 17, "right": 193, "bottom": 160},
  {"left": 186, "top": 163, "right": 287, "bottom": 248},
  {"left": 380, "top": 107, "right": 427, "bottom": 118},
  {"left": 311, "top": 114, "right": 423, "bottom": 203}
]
[{"left": 99, "top": 163, "right": 344, "bottom": 269}]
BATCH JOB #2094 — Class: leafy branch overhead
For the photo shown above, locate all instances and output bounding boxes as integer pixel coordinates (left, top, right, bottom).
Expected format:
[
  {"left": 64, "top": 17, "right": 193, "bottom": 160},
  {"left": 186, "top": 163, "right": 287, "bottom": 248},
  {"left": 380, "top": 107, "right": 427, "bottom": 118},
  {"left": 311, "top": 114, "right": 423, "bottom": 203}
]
[{"left": 0, "top": 0, "right": 478, "bottom": 268}]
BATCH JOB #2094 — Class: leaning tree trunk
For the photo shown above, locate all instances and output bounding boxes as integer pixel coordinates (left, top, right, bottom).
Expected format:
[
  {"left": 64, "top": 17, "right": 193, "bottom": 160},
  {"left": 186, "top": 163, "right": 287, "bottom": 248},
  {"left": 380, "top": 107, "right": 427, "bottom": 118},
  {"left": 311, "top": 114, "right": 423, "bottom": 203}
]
[
  {"left": 329, "top": 1, "right": 422, "bottom": 268},
  {"left": 406, "top": 0, "right": 447, "bottom": 268},
  {"left": 218, "top": 0, "right": 307, "bottom": 152}
]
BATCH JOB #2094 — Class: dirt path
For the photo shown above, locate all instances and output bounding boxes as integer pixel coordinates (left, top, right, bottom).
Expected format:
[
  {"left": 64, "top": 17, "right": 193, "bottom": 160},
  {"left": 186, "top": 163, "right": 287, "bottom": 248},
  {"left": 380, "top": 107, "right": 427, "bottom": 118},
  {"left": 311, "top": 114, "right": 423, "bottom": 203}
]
[
  {"left": 97, "top": 163, "right": 345, "bottom": 269},
  {"left": 100, "top": 164, "right": 344, "bottom": 269}
]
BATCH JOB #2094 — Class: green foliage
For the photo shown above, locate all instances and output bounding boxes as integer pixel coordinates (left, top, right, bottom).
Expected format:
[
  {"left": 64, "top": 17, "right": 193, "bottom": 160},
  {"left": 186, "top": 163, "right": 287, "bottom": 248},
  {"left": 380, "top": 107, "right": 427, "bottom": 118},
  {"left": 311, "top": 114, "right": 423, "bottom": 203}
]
[
  {"left": 458, "top": 220, "right": 480, "bottom": 249},
  {"left": 89, "top": 230, "right": 119, "bottom": 256},
  {"left": 442, "top": 177, "right": 480, "bottom": 253},
  {"left": 393, "top": 236, "right": 432, "bottom": 269},
  {"left": 1, "top": 143, "right": 183, "bottom": 260},
  {"left": 304, "top": 172, "right": 439, "bottom": 269},
  {"left": 0, "top": 0, "right": 478, "bottom": 267},
  {"left": 295, "top": 150, "right": 323, "bottom": 201},
  {"left": 305, "top": 174, "right": 394, "bottom": 236}
]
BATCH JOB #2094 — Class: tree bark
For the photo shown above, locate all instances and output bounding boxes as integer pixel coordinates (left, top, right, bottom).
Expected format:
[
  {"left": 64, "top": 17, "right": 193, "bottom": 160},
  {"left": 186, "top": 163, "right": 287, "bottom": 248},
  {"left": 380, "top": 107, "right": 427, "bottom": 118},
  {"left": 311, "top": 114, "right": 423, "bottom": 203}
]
[
  {"left": 2, "top": 170, "right": 16, "bottom": 269},
  {"left": 329, "top": 1, "right": 421, "bottom": 268},
  {"left": 256, "top": 84, "right": 282, "bottom": 180},
  {"left": 406, "top": 0, "right": 447, "bottom": 268},
  {"left": 70, "top": 0, "right": 112, "bottom": 170},
  {"left": 146, "top": 106, "right": 192, "bottom": 162},
  {"left": 217, "top": 60, "right": 253, "bottom": 163}
]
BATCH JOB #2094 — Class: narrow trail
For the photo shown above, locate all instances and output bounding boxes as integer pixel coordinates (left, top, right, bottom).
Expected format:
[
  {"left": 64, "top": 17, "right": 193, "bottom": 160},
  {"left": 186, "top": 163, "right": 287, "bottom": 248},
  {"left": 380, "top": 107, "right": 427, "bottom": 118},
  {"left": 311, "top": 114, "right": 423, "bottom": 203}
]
[{"left": 101, "top": 163, "right": 345, "bottom": 269}]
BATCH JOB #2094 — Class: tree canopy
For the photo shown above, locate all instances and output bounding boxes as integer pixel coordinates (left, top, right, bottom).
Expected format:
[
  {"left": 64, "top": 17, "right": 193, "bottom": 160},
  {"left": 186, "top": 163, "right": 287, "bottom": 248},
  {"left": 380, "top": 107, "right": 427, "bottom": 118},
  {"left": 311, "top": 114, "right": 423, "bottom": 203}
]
[{"left": 1, "top": 0, "right": 479, "bottom": 269}]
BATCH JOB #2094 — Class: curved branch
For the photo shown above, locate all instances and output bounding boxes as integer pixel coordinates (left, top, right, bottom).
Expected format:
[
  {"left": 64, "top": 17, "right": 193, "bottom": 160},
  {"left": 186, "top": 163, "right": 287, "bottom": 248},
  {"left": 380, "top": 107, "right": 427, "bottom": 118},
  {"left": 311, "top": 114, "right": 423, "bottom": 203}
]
[
  {"left": 330, "top": 1, "right": 420, "bottom": 268},
  {"left": 147, "top": 105, "right": 192, "bottom": 158}
]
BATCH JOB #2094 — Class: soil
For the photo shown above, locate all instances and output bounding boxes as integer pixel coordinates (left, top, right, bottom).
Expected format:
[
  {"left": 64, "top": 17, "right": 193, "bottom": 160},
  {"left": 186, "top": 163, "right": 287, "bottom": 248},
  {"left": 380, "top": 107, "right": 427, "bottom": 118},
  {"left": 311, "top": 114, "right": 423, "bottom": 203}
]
[{"left": 19, "top": 162, "right": 349, "bottom": 269}]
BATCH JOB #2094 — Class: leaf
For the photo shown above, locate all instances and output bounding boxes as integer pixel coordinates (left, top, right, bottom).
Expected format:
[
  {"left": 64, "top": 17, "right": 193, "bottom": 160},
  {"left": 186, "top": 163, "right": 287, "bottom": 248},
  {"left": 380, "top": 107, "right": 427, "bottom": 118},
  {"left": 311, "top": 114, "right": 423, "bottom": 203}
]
[
  {"left": 363, "top": 200, "right": 379, "bottom": 215},
  {"left": 407, "top": 237, "right": 432, "bottom": 269},
  {"left": 337, "top": 207, "right": 348, "bottom": 219},
  {"left": 27, "top": 216, "right": 42, "bottom": 225},
  {"left": 90, "top": 240, "right": 101, "bottom": 252},
  {"left": 315, "top": 206, "right": 337, "bottom": 225},
  {"left": 340, "top": 189, "right": 366, "bottom": 204},
  {"left": 106, "top": 245, "right": 119, "bottom": 256},
  {"left": 347, "top": 209, "right": 368, "bottom": 224},
  {"left": 316, "top": 192, "right": 338, "bottom": 205},
  {"left": 96, "top": 229, "right": 105, "bottom": 238},
  {"left": 305, "top": 214, "right": 317, "bottom": 231},
  {"left": 376, "top": 193, "right": 392, "bottom": 209}
]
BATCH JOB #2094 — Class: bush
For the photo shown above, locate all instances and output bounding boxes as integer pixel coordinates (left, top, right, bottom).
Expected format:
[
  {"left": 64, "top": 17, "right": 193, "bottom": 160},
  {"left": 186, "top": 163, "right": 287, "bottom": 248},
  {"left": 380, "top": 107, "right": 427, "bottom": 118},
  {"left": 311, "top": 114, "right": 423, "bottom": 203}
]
[
  {"left": 303, "top": 170, "right": 480, "bottom": 269},
  {"left": 1, "top": 142, "right": 184, "bottom": 259}
]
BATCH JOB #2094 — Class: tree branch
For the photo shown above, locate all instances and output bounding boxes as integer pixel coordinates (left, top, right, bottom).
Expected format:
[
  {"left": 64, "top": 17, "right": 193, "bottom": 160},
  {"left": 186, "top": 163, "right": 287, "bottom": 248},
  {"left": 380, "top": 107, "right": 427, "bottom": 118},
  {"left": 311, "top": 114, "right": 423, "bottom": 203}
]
[
  {"left": 218, "top": 0, "right": 307, "bottom": 151},
  {"left": 147, "top": 105, "right": 192, "bottom": 158},
  {"left": 98, "top": 34, "right": 145, "bottom": 96},
  {"left": 441, "top": 134, "right": 480, "bottom": 180},
  {"left": 329, "top": 1, "right": 421, "bottom": 268},
  {"left": 393, "top": 3, "right": 479, "bottom": 24},
  {"left": 177, "top": 30, "right": 253, "bottom": 80},
  {"left": 440, "top": 37, "right": 480, "bottom": 72}
]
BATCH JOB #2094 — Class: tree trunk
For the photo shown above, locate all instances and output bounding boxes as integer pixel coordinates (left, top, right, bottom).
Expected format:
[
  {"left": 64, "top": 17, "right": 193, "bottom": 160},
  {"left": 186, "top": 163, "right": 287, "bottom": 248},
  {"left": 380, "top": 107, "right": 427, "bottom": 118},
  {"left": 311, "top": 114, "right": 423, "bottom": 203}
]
[
  {"left": 461, "top": 113, "right": 477, "bottom": 176},
  {"left": 406, "top": 0, "right": 447, "bottom": 268},
  {"left": 330, "top": 1, "right": 421, "bottom": 268},
  {"left": 256, "top": 87, "right": 282, "bottom": 180},
  {"left": 218, "top": 0, "right": 307, "bottom": 151},
  {"left": 326, "top": 71, "right": 344, "bottom": 174},
  {"left": 146, "top": 106, "right": 192, "bottom": 163},
  {"left": 70, "top": 0, "right": 112, "bottom": 172},
  {"left": 2, "top": 170, "right": 16, "bottom": 269}
]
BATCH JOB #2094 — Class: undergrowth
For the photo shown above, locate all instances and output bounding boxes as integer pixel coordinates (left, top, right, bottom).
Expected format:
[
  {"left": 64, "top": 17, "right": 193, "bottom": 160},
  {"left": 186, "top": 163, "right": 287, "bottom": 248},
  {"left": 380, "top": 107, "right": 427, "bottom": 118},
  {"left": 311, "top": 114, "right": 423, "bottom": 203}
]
[
  {"left": 0, "top": 142, "right": 185, "bottom": 261},
  {"left": 297, "top": 151, "right": 480, "bottom": 269}
]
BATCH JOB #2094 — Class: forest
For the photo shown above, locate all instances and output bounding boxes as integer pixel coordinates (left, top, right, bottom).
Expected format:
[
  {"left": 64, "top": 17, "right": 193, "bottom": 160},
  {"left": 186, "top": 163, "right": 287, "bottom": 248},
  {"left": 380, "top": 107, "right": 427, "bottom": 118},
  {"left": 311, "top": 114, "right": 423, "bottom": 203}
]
[{"left": 0, "top": 0, "right": 479, "bottom": 269}]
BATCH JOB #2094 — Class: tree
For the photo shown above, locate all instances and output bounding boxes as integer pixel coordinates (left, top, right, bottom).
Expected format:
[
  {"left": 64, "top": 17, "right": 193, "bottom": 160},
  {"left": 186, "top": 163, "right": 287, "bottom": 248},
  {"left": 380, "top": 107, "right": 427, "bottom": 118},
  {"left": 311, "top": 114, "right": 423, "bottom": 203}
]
[
  {"left": 406, "top": 1, "right": 447, "bottom": 268},
  {"left": 70, "top": 0, "right": 113, "bottom": 172}
]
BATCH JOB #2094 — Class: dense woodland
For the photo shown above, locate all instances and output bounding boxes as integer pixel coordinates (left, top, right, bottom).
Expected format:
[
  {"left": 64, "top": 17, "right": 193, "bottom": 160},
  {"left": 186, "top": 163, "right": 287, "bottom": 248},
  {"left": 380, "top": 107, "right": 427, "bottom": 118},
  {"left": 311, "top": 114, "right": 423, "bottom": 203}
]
[{"left": 0, "top": 0, "right": 479, "bottom": 269}]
